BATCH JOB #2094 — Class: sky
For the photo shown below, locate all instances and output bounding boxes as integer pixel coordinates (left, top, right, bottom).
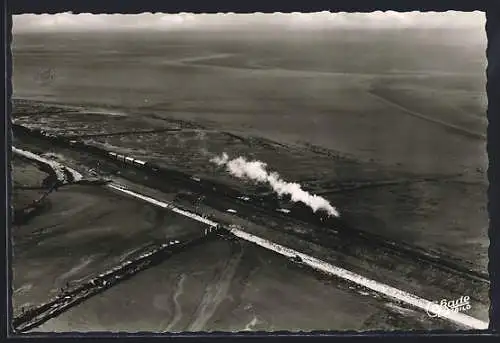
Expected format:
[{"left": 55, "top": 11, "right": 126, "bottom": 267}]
[{"left": 13, "top": 11, "right": 485, "bottom": 33}]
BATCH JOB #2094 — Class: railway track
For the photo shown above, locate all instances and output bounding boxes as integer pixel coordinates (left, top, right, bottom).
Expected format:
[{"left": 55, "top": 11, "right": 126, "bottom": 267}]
[
  {"left": 12, "top": 124, "right": 489, "bottom": 285},
  {"left": 10, "top": 134, "right": 489, "bottom": 330}
]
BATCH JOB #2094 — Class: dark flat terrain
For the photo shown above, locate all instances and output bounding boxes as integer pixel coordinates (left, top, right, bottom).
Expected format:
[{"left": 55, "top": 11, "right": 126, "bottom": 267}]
[
  {"left": 11, "top": 160, "right": 208, "bottom": 316},
  {"left": 11, "top": 156, "right": 50, "bottom": 209},
  {"left": 10, "top": 137, "right": 490, "bottom": 330},
  {"left": 11, "top": 29, "right": 488, "bottom": 276},
  {"left": 11, "top": 27, "right": 489, "bottom": 331},
  {"left": 34, "top": 239, "right": 458, "bottom": 332},
  {"left": 325, "top": 179, "right": 488, "bottom": 270},
  {"left": 11, "top": 156, "right": 50, "bottom": 189},
  {"left": 11, "top": 155, "right": 466, "bottom": 332},
  {"left": 11, "top": 97, "right": 488, "bottom": 278},
  {"left": 12, "top": 29, "right": 486, "bottom": 174}
]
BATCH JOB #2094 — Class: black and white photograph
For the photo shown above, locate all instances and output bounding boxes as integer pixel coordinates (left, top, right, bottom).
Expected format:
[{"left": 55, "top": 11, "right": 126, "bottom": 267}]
[{"left": 9, "top": 11, "right": 490, "bottom": 332}]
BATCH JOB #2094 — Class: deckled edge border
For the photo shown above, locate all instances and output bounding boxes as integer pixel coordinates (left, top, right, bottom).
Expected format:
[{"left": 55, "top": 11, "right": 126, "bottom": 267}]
[{"left": 2, "top": 2, "right": 497, "bottom": 341}]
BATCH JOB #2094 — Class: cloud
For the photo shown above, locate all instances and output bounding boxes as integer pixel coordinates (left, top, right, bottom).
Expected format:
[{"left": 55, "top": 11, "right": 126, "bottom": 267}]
[{"left": 13, "top": 11, "right": 485, "bottom": 33}]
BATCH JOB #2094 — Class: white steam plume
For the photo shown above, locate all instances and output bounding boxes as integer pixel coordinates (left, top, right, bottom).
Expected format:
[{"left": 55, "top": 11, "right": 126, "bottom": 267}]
[{"left": 210, "top": 152, "right": 340, "bottom": 217}]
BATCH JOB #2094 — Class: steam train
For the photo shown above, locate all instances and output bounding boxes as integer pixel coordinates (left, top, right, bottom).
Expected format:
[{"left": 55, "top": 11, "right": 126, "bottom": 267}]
[
  {"left": 107, "top": 151, "right": 148, "bottom": 168},
  {"left": 104, "top": 150, "right": 340, "bottom": 227},
  {"left": 13, "top": 124, "right": 343, "bottom": 232}
]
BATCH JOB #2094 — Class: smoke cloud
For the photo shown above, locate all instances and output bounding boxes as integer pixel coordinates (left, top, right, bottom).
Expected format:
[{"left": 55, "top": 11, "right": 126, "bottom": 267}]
[{"left": 211, "top": 152, "right": 340, "bottom": 217}]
